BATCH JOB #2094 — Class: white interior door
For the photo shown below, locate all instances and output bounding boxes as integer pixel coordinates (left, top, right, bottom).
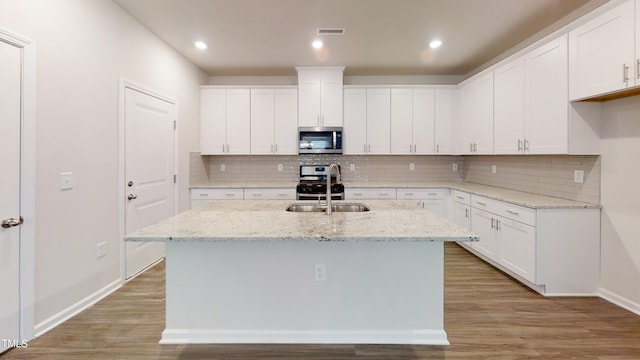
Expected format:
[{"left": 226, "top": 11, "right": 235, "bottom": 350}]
[
  {"left": 125, "top": 87, "right": 175, "bottom": 279},
  {"left": 0, "top": 39, "right": 22, "bottom": 354}
]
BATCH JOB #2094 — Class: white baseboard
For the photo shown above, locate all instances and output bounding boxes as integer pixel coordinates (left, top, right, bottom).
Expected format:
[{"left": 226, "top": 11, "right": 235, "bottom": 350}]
[
  {"left": 160, "top": 329, "right": 450, "bottom": 345},
  {"left": 598, "top": 288, "right": 640, "bottom": 316},
  {"left": 34, "top": 279, "right": 122, "bottom": 338}
]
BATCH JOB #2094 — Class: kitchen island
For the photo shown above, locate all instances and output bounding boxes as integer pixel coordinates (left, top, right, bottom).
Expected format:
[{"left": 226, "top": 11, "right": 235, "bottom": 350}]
[{"left": 125, "top": 200, "right": 477, "bottom": 345}]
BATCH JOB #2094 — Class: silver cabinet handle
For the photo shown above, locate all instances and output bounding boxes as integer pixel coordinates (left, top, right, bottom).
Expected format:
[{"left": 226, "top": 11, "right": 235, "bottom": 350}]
[
  {"left": 224, "top": 193, "right": 235, "bottom": 197},
  {"left": 436, "top": 144, "right": 440, "bottom": 153},
  {"left": 491, "top": 218, "right": 495, "bottom": 229},
  {"left": 405, "top": 192, "right": 414, "bottom": 196},
  {"left": 363, "top": 144, "right": 367, "bottom": 153},
  {"left": 518, "top": 139, "right": 523, "bottom": 152},
  {"left": 321, "top": 115, "right": 324, "bottom": 125},
  {"left": 368, "top": 144, "right": 371, "bottom": 153},
  {"left": 1, "top": 216, "right": 23, "bottom": 228},
  {"left": 410, "top": 144, "right": 413, "bottom": 153},
  {"left": 524, "top": 139, "right": 529, "bottom": 152},
  {"left": 456, "top": 195, "right": 465, "bottom": 200},
  {"left": 637, "top": 59, "right": 640, "bottom": 80},
  {"left": 198, "top": 193, "right": 209, "bottom": 197},
  {"left": 469, "top": 143, "right": 473, "bottom": 152},
  {"left": 623, "top": 63, "right": 630, "bottom": 85},
  {"left": 496, "top": 219, "right": 501, "bottom": 230},
  {"left": 505, "top": 210, "right": 519, "bottom": 215},
  {"left": 222, "top": 144, "right": 225, "bottom": 153},
  {"left": 271, "top": 144, "right": 274, "bottom": 153},
  {"left": 127, "top": 194, "right": 137, "bottom": 200},
  {"left": 476, "top": 201, "right": 487, "bottom": 206},
  {"left": 275, "top": 144, "right": 278, "bottom": 153},
  {"left": 474, "top": 143, "right": 478, "bottom": 152},
  {"left": 465, "top": 208, "right": 469, "bottom": 218}
]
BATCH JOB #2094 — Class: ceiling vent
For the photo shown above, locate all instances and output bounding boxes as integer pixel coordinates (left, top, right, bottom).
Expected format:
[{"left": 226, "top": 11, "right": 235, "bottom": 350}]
[{"left": 317, "top": 28, "right": 345, "bottom": 36}]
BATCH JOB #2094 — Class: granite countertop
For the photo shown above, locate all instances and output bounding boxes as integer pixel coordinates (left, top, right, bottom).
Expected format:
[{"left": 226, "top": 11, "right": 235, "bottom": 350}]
[
  {"left": 190, "top": 181, "right": 599, "bottom": 209},
  {"left": 125, "top": 200, "right": 478, "bottom": 243}
]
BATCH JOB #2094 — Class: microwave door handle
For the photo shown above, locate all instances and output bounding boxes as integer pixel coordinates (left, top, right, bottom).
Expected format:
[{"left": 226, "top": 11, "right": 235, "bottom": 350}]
[{"left": 333, "top": 132, "right": 337, "bottom": 149}]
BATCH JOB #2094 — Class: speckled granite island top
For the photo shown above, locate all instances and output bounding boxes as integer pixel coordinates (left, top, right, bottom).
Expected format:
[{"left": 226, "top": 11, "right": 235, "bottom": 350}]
[{"left": 125, "top": 200, "right": 478, "bottom": 243}]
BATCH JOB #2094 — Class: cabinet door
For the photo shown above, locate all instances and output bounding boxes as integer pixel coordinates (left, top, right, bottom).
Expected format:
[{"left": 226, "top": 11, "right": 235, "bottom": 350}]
[
  {"left": 250, "top": 88, "right": 275, "bottom": 154},
  {"left": 366, "top": 88, "right": 391, "bottom": 154},
  {"left": 390, "top": 88, "right": 413, "bottom": 154},
  {"left": 569, "top": 0, "right": 634, "bottom": 100},
  {"left": 494, "top": 57, "right": 525, "bottom": 154},
  {"left": 413, "top": 88, "right": 436, "bottom": 154},
  {"left": 321, "top": 79, "right": 343, "bottom": 126},
  {"left": 200, "top": 88, "right": 226, "bottom": 155},
  {"left": 226, "top": 89, "right": 251, "bottom": 154},
  {"left": 525, "top": 34, "right": 568, "bottom": 154},
  {"left": 343, "top": 88, "right": 367, "bottom": 154},
  {"left": 434, "top": 88, "right": 453, "bottom": 154},
  {"left": 274, "top": 88, "right": 298, "bottom": 155},
  {"left": 473, "top": 72, "right": 494, "bottom": 154},
  {"left": 458, "top": 82, "right": 475, "bottom": 154},
  {"left": 470, "top": 208, "right": 499, "bottom": 261},
  {"left": 298, "top": 79, "right": 321, "bottom": 126},
  {"left": 498, "top": 217, "right": 536, "bottom": 283},
  {"left": 450, "top": 202, "right": 471, "bottom": 230}
]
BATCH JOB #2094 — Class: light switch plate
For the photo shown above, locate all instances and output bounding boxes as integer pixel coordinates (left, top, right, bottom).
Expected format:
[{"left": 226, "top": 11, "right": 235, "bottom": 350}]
[{"left": 60, "top": 172, "right": 74, "bottom": 190}]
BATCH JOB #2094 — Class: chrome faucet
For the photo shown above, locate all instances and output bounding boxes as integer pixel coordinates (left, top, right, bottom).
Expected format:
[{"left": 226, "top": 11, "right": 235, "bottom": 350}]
[{"left": 325, "top": 164, "right": 341, "bottom": 215}]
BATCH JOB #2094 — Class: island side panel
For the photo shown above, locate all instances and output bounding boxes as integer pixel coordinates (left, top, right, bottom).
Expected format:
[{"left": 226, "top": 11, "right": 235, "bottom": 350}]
[{"left": 162, "top": 240, "right": 448, "bottom": 345}]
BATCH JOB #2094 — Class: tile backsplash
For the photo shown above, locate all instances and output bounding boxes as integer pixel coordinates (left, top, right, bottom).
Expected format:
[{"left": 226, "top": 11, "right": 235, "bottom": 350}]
[{"left": 190, "top": 153, "right": 601, "bottom": 204}]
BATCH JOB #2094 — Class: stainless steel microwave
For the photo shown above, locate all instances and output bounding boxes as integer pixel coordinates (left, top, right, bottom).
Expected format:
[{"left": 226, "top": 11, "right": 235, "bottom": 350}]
[{"left": 298, "top": 127, "right": 343, "bottom": 154}]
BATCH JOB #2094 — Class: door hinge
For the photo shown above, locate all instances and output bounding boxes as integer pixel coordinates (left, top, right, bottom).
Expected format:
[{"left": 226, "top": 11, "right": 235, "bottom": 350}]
[{"left": 173, "top": 175, "right": 177, "bottom": 184}]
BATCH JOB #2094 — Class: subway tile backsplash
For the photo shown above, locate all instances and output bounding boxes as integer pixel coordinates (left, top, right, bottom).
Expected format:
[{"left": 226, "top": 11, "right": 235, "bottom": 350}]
[{"left": 190, "top": 153, "right": 601, "bottom": 204}]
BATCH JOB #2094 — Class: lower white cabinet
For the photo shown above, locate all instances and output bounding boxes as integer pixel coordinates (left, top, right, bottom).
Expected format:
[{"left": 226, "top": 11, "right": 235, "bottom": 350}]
[
  {"left": 396, "top": 188, "right": 449, "bottom": 217},
  {"left": 450, "top": 190, "right": 471, "bottom": 229},
  {"left": 345, "top": 188, "right": 396, "bottom": 200},
  {"left": 470, "top": 207, "right": 501, "bottom": 260},
  {"left": 244, "top": 188, "right": 296, "bottom": 200},
  {"left": 190, "top": 188, "right": 244, "bottom": 208},
  {"left": 498, "top": 216, "right": 536, "bottom": 282}
]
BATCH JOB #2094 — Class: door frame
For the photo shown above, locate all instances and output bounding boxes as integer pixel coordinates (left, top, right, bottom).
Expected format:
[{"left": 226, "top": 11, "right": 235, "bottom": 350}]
[
  {"left": 0, "top": 28, "right": 36, "bottom": 342},
  {"left": 118, "top": 78, "right": 178, "bottom": 281}
]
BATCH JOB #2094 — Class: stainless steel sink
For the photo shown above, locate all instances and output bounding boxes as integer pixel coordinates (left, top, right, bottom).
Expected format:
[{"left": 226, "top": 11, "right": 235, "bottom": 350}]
[{"left": 286, "top": 203, "right": 370, "bottom": 213}]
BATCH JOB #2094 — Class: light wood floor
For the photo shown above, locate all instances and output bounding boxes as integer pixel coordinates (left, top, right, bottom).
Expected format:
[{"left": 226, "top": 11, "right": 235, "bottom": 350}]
[{"left": 3, "top": 243, "right": 639, "bottom": 359}]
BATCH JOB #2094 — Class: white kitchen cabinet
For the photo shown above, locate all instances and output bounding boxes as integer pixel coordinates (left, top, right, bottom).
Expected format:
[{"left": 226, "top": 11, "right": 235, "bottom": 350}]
[
  {"left": 190, "top": 188, "right": 244, "bottom": 208},
  {"left": 449, "top": 190, "right": 471, "bottom": 230},
  {"left": 345, "top": 187, "right": 396, "bottom": 200},
  {"left": 296, "top": 67, "right": 344, "bottom": 126},
  {"left": 494, "top": 56, "right": 525, "bottom": 154},
  {"left": 434, "top": 88, "right": 454, "bottom": 154},
  {"left": 498, "top": 216, "right": 536, "bottom": 283},
  {"left": 470, "top": 207, "right": 500, "bottom": 261},
  {"left": 366, "top": 88, "right": 391, "bottom": 154},
  {"left": 343, "top": 88, "right": 367, "bottom": 154},
  {"left": 458, "top": 72, "right": 494, "bottom": 154},
  {"left": 569, "top": 0, "right": 635, "bottom": 100},
  {"left": 396, "top": 188, "right": 448, "bottom": 217},
  {"left": 391, "top": 88, "right": 435, "bottom": 154},
  {"left": 244, "top": 188, "right": 296, "bottom": 200},
  {"left": 200, "top": 87, "right": 250, "bottom": 155},
  {"left": 250, "top": 88, "right": 298, "bottom": 155}
]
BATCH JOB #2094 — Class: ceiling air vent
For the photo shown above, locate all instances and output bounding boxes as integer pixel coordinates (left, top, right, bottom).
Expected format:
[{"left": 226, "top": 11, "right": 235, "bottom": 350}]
[{"left": 317, "top": 28, "right": 345, "bottom": 36}]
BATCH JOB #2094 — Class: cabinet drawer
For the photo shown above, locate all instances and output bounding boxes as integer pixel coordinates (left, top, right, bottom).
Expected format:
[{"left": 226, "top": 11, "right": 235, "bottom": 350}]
[
  {"left": 451, "top": 190, "right": 471, "bottom": 205},
  {"left": 397, "top": 188, "right": 448, "bottom": 200},
  {"left": 190, "top": 188, "right": 244, "bottom": 200},
  {"left": 244, "top": 188, "right": 296, "bottom": 200},
  {"left": 471, "top": 194, "right": 535, "bottom": 226},
  {"left": 345, "top": 188, "right": 396, "bottom": 200}
]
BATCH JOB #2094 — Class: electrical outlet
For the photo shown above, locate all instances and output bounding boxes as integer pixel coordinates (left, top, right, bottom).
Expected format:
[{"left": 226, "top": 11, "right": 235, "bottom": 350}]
[
  {"left": 314, "top": 264, "right": 326, "bottom": 281},
  {"left": 96, "top": 242, "right": 107, "bottom": 258},
  {"left": 452, "top": 163, "right": 458, "bottom": 171},
  {"left": 349, "top": 163, "right": 355, "bottom": 172},
  {"left": 409, "top": 163, "right": 415, "bottom": 171},
  {"left": 574, "top": 170, "right": 584, "bottom": 184},
  {"left": 220, "top": 164, "right": 225, "bottom": 172},
  {"left": 277, "top": 164, "right": 283, "bottom": 171},
  {"left": 60, "top": 172, "right": 74, "bottom": 190},
  {"left": 491, "top": 165, "right": 497, "bottom": 174}
]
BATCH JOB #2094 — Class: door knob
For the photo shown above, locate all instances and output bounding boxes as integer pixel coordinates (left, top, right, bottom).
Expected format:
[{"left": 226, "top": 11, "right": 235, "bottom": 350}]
[
  {"left": 128, "top": 181, "right": 133, "bottom": 187},
  {"left": 127, "top": 194, "right": 138, "bottom": 200},
  {"left": 1, "top": 216, "right": 24, "bottom": 228}
]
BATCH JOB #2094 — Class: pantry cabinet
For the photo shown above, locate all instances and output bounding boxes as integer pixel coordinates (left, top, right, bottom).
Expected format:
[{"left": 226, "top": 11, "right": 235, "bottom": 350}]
[
  {"left": 569, "top": 0, "right": 635, "bottom": 100},
  {"left": 200, "top": 88, "right": 251, "bottom": 155},
  {"left": 296, "top": 67, "right": 344, "bottom": 126},
  {"left": 250, "top": 88, "right": 298, "bottom": 155},
  {"left": 458, "top": 72, "right": 494, "bottom": 154}
]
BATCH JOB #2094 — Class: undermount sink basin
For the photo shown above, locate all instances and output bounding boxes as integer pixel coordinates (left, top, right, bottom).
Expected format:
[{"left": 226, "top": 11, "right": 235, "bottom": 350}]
[{"left": 286, "top": 203, "right": 370, "bottom": 213}]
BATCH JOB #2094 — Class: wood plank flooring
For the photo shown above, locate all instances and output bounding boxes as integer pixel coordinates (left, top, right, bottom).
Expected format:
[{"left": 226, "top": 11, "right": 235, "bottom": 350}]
[{"left": 2, "top": 243, "right": 639, "bottom": 359}]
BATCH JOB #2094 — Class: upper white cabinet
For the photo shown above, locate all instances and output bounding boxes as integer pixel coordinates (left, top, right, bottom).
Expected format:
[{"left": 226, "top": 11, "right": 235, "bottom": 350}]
[
  {"left": 494, "top": 56, "right": 526, "bottom": 154},
  {"left": 250, "top": 88, "right": 298, "bottom": 155},
  {"left": 458, "top": 72, "right": 494, "bottom": 154},
  {"left": 569, "top": 0, "right": 635, "bottom": 100},
  {"left": 391, "top": 88, "right": 436, "bottom": 154},
  {"left": 200, "top": 88, "right": 251, "bottom": 155},
  {"left": 434, "top": 88, "right": 454, "bottom": 155},
  {"left": 343, "top": 87, "right": 391, "bottom": 154},
  {"left": 296, "top": 66, "right": 344, "bottom": 126}
]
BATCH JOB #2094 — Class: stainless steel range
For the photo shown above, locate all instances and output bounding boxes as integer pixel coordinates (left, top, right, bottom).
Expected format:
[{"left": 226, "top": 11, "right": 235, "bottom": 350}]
[{"left": 296, "top": 165, "right": 345, "bottom": 200}]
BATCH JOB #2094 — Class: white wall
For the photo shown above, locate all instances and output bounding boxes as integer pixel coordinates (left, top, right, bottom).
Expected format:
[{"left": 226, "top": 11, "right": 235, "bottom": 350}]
[
  {"left": 0, "top": 0, "right": 207, "bottom": 330},
  {"left": 600, "top": 96, "right": 640, "bottom": 312}
]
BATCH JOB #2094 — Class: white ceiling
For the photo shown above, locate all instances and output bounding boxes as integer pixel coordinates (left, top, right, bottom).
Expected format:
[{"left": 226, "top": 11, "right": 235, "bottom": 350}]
[{"left": 113, "top": 0, "right": 607, "bottom": 77}]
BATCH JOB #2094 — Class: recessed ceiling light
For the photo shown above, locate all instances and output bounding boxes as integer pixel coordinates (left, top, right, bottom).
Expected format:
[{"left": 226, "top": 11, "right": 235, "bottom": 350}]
[
  {"left": 429, "top": 39, "right": 442, "bottom": 49},
  {"left": 195, "top": 41, "right": 208, "bottom": 50},
  {"left": 312, "top": 40, "right": 323, "bottom": 49}
]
